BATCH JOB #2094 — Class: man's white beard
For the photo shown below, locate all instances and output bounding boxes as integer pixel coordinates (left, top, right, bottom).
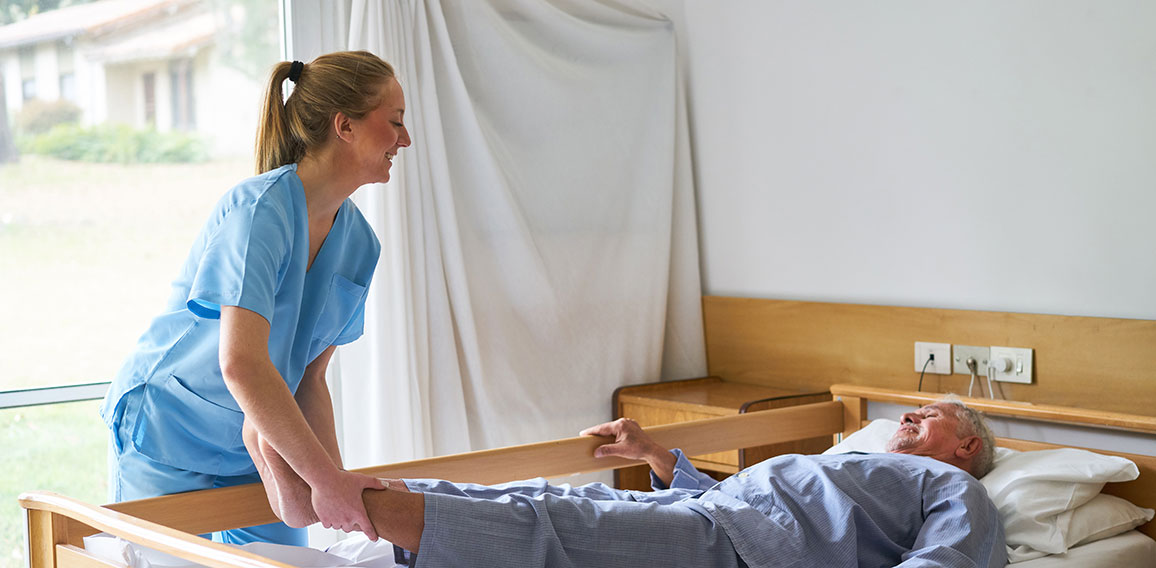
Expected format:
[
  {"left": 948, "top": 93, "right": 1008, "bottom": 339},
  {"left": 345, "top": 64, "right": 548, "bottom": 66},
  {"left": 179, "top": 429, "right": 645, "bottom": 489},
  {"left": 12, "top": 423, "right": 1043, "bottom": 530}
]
[{"left": 885, "top": 432, "right": 918, "bottom": 453}]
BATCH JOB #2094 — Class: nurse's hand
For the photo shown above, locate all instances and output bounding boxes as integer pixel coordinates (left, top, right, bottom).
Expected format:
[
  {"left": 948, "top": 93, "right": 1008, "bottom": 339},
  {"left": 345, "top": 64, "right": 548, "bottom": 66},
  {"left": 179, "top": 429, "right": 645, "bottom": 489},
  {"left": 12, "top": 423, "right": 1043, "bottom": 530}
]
[{"left": 311, "top": 470, "right": 387, "bottom": 540}]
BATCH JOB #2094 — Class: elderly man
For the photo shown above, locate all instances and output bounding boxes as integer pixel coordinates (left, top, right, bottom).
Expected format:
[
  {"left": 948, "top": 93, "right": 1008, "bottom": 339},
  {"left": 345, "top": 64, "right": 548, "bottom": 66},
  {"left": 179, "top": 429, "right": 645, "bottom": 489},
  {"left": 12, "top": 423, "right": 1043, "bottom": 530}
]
[{"left": 271, "top": 400, "right": 1007, "bottom": 567}]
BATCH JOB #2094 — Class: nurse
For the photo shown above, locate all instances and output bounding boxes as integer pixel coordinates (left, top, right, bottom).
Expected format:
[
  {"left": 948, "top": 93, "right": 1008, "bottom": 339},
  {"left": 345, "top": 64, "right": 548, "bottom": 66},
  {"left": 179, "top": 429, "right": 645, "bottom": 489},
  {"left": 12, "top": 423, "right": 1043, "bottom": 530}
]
[{"left": 99, "top": 50, "right": 410, "bottom": 546}]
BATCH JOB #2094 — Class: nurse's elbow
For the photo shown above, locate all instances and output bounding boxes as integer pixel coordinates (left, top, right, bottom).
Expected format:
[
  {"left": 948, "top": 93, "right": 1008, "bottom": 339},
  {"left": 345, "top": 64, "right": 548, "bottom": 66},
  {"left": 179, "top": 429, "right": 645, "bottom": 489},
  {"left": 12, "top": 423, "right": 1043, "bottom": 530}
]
[{"left": 219, "top": 351, "right": 264, "bottom": 387}]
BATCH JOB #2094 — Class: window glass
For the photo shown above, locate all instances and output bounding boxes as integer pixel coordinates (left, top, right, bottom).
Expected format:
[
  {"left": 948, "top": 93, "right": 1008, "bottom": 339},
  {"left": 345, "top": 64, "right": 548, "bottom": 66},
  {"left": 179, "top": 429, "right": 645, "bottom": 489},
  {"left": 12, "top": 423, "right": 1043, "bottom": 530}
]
[
  {"left": 0, "top": 0, "right": 281, "bottom": 393},
  {"left": 1, "top": 1, "right": 280, "bottom": 565},
  {"left": 1, "top": 400, "right": 108, "bottom": 566}
]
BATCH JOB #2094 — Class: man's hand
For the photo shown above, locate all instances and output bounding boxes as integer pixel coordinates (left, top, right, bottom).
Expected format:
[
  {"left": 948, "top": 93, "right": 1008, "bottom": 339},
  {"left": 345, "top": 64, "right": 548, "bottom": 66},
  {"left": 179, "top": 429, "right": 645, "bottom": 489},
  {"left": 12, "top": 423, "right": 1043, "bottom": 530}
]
[
  {"left": 580, "top": 418, "right": 677, "bottom": 486},
  {"left": 310, "top": 470, "right": 388, "bottom": 540}
]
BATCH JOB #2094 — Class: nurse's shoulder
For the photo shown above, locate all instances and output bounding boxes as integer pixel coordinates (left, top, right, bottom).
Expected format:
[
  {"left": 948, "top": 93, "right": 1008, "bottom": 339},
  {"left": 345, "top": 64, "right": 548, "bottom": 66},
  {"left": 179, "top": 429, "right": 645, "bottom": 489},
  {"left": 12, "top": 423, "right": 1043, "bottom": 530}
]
[{"left": 203, "top": 164, "right": 303, "bottom": 233}]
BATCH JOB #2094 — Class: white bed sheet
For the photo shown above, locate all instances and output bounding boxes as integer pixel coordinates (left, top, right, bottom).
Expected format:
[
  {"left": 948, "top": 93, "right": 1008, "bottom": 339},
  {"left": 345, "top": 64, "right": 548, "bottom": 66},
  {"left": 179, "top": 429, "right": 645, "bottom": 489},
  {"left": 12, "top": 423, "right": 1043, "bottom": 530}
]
[{"left": 1011, "top": 530, "right": 1156, "bottom": 568}]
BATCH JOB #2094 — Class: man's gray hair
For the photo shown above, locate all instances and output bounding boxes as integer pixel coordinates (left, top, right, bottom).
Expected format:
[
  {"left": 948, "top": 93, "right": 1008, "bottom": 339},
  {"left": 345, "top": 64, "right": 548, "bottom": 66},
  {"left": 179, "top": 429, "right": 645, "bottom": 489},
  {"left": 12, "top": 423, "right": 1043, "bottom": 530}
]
[{"left": 939, "top": 395, "right": 997, "bottom": 478}]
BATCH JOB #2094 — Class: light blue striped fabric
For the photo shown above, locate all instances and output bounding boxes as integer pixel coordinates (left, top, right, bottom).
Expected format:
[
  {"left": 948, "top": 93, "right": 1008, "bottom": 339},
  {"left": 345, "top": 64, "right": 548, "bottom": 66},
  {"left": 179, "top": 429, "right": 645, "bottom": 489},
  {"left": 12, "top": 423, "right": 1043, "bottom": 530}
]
[
  {"left": 690, "top": 452, "right": 1006, "bottom": 567},
  {"left": 402, "top": 451, "right": 1005, "bottom": 567}
]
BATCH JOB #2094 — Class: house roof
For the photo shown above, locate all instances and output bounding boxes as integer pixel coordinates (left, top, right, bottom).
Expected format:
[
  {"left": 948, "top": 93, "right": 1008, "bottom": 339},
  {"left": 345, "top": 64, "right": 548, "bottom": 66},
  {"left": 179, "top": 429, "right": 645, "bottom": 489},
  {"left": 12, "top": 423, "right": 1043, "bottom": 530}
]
[
  {"left": 0, "top": 0, "right": 191, "bottom": 50},
  {"left": 88, "top": 11, "right": 214, "bottom": 63}
]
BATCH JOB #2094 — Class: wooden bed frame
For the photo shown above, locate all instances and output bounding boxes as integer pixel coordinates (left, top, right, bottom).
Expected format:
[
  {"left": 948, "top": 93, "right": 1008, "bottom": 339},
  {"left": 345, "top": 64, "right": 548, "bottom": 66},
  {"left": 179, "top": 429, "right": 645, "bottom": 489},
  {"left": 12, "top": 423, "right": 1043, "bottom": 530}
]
[{"left": 20, "top": 384, "right": 1156, "bottom": 568}]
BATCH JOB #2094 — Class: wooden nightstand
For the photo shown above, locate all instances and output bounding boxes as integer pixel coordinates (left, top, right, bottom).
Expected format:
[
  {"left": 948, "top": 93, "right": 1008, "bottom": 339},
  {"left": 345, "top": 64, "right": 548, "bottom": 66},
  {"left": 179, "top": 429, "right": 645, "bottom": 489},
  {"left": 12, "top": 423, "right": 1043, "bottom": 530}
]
[{"left": 612, "top": 376, "right": 831, "bottom": 490}]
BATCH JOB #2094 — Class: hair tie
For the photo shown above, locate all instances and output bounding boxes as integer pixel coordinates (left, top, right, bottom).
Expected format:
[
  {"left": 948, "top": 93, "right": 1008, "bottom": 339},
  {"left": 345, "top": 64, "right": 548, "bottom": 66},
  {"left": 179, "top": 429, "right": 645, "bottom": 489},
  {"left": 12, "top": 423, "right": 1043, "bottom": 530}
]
[{"left": 288, "top": 61, "right": 304, "bottom": 83}]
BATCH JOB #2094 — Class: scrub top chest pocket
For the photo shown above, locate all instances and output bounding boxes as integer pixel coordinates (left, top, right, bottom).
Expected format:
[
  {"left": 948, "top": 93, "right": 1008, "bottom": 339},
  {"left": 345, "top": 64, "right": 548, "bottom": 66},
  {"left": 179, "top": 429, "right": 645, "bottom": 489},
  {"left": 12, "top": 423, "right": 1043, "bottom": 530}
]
[{"left": 311, "top": 274, "right": 367, "bottom": 350}]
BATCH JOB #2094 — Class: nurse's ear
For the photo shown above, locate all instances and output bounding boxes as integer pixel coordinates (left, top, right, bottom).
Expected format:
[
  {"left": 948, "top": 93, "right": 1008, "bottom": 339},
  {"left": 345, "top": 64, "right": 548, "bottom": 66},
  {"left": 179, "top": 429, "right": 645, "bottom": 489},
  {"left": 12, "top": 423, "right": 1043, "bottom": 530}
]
[{"left": 332, "top": 111, "right": 355, "bottom": 144}]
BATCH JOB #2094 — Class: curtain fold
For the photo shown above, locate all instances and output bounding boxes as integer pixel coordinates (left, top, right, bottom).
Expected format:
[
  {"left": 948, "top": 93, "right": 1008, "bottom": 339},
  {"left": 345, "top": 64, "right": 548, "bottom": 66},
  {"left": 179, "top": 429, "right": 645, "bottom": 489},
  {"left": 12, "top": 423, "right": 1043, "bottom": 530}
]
[{"left": 335, "top": 0, "right": 705, "bottom": 468}]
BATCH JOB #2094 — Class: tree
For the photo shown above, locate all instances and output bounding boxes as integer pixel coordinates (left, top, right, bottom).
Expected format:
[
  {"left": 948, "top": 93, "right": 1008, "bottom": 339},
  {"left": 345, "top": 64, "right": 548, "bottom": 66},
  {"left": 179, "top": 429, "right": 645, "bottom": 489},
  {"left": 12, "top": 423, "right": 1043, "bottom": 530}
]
[
  {"left": 210, "top": 0, "right": 280, "bottom": 78},
  {"left": 2, "top": 0, "right": 97, "bottom": 26}
]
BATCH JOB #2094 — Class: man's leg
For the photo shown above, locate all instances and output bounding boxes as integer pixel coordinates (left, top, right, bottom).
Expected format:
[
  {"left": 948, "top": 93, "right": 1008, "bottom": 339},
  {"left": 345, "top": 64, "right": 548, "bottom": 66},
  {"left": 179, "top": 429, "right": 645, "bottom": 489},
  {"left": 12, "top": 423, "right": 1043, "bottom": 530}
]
[
  {"left": 363, "top": 486, "right": 425, "bottom": 551},
  {"left": 363, "top": 486, "right": 740, "bottom": 568},
  {"left": 404, "top": 476, "right": 699, "bottom": 506}
]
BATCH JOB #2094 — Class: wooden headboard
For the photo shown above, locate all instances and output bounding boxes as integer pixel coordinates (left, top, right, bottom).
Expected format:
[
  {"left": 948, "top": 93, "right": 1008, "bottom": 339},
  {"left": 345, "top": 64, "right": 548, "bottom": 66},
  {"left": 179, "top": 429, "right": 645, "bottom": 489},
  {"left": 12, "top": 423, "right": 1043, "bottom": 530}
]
[{"left": 703, "top": 296, "right": 1156, "bottom": 416}]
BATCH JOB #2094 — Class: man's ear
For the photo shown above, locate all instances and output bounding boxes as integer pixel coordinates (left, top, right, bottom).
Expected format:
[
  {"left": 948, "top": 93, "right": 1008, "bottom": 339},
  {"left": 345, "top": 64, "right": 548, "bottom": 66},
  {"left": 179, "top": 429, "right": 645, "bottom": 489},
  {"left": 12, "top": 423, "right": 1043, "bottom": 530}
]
[
  {"left": 955, "top": 436, "right": 982, "bottom": 460},
  {"left": 333, "top": 111, "right": 354, "bottom": 143}
]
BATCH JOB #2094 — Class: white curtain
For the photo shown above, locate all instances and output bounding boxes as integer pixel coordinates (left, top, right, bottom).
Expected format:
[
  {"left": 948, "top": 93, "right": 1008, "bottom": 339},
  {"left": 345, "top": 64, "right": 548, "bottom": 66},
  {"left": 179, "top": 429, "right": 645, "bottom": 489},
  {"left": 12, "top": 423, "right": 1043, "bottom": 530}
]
[{"left": 333, "top": 0, "right": 705, "bottom": 469}]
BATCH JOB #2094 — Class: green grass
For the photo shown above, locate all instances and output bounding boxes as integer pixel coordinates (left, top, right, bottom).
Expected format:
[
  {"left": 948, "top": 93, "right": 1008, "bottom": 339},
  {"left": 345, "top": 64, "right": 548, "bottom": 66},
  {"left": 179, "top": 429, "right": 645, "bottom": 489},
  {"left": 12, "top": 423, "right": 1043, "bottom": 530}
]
[
  {"left": 0, "top": 156, "right": 252, "bottom": 568},
  {"left": 1, "top": 401, "right": 108, "bottom": 568},
  {"left": 0, "top": 155, "right": 249, "bottom": 391}
]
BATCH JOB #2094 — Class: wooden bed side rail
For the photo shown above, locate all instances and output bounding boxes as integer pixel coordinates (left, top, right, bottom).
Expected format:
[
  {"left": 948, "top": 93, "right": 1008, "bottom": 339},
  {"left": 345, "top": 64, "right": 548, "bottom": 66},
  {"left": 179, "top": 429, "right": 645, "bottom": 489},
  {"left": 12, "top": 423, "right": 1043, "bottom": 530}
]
[
  {"left": 19, "top": 491, "right": 296, "bottom": 568},
  {"left": 830, "top": 384, "right": 1156, "bottom": 434},
  {"left": 100, "top": 400, "right": 845, "bottom": 536}
]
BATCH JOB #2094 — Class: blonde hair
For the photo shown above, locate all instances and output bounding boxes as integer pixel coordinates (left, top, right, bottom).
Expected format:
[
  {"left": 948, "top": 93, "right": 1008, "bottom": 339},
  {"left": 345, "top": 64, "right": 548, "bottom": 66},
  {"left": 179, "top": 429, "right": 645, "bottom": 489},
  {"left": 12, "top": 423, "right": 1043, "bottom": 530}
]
[{"left": 255, "top": 51, "right": 396, "bottom": 174}]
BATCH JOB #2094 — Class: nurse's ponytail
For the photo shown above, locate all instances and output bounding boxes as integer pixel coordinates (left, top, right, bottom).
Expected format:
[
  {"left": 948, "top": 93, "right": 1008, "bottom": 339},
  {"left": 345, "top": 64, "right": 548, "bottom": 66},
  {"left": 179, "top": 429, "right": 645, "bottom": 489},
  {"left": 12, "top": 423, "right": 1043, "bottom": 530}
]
[{"left": 254, "top": 51, "right": 396, "bottom": 174}]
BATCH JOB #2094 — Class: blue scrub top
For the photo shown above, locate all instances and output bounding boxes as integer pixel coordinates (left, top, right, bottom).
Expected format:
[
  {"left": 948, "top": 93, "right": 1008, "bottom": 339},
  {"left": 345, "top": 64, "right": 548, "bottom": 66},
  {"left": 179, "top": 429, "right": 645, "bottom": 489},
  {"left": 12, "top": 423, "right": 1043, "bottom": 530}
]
[{"left": 100, "top": 164, "right": 380, "bottom": 476}]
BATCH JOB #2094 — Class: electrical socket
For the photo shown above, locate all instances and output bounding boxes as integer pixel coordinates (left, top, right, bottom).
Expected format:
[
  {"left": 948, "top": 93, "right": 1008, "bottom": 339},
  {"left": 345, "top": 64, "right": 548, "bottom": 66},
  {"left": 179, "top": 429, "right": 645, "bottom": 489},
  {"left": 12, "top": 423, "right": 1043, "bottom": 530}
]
[
  {"left": 952, "top": 345, "right": 990, "bottom": 375},
  {"left": 914, "top": 342, "right": 952, "bottom": 374},
  {"left": 990, "top": 346, "right": 1033, "bottom": 384}
]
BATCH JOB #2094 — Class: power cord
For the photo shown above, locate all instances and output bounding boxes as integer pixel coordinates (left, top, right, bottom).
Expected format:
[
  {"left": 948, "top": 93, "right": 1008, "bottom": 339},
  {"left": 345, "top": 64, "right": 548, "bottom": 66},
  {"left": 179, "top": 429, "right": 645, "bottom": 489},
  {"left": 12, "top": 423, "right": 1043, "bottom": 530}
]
[
  {"left": 917, "top": 354, "right": 934, "bottom": 391},
  {"left": 966, "top": 357, "right": 980, "bottom": 397}
]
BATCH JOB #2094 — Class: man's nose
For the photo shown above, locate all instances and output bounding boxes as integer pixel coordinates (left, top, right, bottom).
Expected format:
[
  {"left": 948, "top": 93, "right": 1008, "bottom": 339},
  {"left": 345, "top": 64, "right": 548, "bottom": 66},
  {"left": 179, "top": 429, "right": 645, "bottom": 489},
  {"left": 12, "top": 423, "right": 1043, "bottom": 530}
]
[{"left": 901, "top": 412, "right": 920, "bottom": 424}]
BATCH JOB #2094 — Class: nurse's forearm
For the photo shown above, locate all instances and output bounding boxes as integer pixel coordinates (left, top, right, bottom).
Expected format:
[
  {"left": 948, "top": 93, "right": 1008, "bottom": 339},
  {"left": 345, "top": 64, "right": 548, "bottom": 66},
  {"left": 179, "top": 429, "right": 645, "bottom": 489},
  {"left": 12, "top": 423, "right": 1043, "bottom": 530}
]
[
  {"left": 220, "top": 306, "right": 339, "bottom": 486},
  {"left": 297, "top": 345, "right": 342, "bottom": 465},
  {"left": 227, "top": 359, "right": 337, "bottom": 485},
  {"left": 243, "top": 421, "right": 320, "bottom": 528}
]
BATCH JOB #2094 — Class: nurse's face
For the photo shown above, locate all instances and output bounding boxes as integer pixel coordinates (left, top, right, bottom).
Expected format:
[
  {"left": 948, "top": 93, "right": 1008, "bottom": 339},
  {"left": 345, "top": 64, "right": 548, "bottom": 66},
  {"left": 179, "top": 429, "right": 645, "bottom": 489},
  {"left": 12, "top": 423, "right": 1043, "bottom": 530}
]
[{"left": 349, "top": 77, "right": 411, "bottom": 185}]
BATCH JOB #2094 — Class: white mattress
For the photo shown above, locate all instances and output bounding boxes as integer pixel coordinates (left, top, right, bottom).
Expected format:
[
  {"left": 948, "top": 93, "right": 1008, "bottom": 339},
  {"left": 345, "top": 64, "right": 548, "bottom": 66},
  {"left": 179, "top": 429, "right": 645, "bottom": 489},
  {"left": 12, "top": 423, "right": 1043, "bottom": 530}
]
[{"left": 1012, "top": 531, "right": 1156, "bottom": 568}]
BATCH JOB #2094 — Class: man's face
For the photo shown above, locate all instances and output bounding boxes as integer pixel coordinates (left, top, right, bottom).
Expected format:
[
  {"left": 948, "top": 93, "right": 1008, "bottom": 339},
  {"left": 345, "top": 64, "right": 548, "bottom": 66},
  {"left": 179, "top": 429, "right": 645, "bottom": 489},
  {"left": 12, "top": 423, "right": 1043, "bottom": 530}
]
[{"left": 885, "top": 403, "right": 970, "bottom": 462}]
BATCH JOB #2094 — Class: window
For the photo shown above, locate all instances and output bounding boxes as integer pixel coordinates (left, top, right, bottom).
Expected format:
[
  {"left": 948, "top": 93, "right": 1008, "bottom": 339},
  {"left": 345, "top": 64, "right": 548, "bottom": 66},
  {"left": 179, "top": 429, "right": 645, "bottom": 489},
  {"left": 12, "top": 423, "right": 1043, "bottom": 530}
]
[
  {"left": 0, "top": 0, "right": 281, "bottom": 564},
  {"left": 18, "top": 45, "right": 35, "bottom": 100},
  {"left": 57, "top": 41, "right": 76, "bottom": 102},
  {"left": 170, "top": 59, "right": 195, "bottom": 130},
  {"left": 59, "top": 73, "right": 76, "bottom": 101},
  {"left": 143, "top": 71, "right": 157, "bottom": 125}
]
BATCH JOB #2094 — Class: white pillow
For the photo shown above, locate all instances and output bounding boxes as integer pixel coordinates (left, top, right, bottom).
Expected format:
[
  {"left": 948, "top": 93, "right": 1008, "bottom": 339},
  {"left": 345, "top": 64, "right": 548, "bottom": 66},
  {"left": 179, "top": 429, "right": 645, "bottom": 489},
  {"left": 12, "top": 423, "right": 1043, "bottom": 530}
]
[
  {"left": 1064, "top": 493, "right": 1154, "bottom": 548},
  {"left": 1005, "top": 493, "right": 1154, "bottom": 563},
  {"left": 822, "top": 418, "right": 898, "bottom": 455},
  {"left": 981, "top": 447, "right": 1140, "bottom": 555}
]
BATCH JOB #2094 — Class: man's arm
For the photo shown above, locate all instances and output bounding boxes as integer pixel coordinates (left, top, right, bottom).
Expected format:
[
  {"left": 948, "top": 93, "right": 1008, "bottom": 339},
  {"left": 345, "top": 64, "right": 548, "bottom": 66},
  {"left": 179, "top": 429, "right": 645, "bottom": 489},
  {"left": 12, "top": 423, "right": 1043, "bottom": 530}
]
[
  {"left": 580, "top": 418, "right": 718, "bottom": 492},
  {"left": 579, "top": 418, "right": 676, "bottom": 485},
  {"left": 898, "top": 478, "right": 1007, "bottom": 567}
]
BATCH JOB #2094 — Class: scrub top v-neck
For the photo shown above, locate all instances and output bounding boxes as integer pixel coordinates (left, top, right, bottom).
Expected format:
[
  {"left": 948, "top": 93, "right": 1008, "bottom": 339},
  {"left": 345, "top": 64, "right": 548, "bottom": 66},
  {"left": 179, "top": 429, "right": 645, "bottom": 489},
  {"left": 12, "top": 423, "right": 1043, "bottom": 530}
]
[{"left": 100, "top": 164, "right": 381, "bottom": 476}]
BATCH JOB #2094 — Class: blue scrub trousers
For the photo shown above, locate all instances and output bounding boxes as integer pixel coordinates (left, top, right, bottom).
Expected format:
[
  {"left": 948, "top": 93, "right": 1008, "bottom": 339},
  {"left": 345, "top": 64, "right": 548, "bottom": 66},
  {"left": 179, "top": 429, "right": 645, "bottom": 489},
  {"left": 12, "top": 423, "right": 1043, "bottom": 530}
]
[{"left": 108, "top": 432, "right": 307, "bottom": 546}]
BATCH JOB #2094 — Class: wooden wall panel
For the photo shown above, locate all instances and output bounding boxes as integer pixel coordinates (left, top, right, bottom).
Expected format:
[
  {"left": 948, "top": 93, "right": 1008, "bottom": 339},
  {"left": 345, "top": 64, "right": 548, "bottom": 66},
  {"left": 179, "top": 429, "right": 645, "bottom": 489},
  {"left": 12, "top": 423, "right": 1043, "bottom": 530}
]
[{"left": 703, "top": 297, "right": 1156, "bottom": 416}]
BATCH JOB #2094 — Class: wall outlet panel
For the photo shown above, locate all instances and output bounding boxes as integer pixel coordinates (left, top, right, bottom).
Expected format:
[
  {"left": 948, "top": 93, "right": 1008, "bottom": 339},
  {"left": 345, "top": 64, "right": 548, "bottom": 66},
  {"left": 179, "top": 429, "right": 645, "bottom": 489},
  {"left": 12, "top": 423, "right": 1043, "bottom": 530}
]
[
  {"left": 991, "top": 346, "right": 1033, "bottom": 384},
  {"left": 952, "top": 345, "right": 990, "bottom": 375},
  {"left": 914, "top": 342, "right": 952, "bottom": 375}
]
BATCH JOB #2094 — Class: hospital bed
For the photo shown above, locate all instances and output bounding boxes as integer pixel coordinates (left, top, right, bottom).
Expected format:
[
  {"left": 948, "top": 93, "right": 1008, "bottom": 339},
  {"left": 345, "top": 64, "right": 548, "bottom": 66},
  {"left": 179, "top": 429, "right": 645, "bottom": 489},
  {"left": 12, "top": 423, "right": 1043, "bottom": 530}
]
[{"left": 19, "top": 384, "right": 1156, "bottom": 568}]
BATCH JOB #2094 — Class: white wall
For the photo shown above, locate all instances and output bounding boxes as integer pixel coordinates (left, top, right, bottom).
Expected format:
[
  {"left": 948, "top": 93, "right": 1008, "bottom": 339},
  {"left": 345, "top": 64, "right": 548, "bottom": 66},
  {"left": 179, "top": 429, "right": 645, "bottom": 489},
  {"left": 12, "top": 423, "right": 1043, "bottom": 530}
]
[{"left": 677, "top": 1, "right": 1156, "bottom": 320}]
